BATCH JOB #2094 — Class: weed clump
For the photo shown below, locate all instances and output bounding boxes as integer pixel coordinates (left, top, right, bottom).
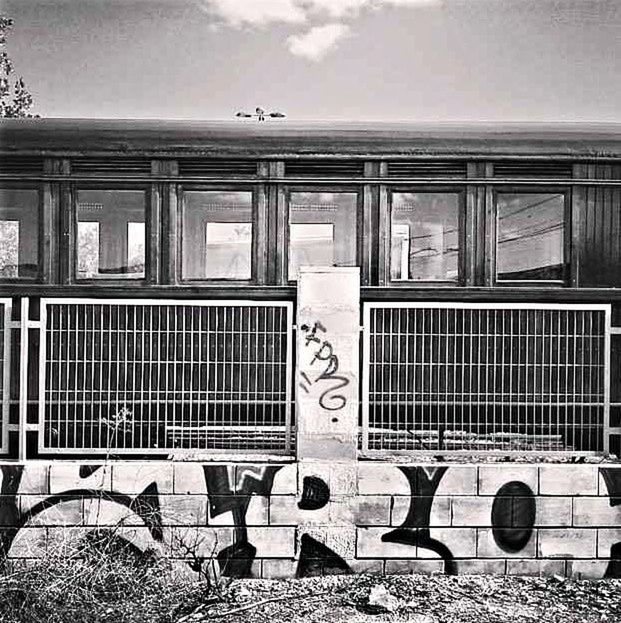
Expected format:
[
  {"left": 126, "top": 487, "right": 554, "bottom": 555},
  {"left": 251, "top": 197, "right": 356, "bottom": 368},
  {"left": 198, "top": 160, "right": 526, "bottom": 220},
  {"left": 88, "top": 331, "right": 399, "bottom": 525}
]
[{"left": 0, "top": 530, "right": 214, "bottom": 623}]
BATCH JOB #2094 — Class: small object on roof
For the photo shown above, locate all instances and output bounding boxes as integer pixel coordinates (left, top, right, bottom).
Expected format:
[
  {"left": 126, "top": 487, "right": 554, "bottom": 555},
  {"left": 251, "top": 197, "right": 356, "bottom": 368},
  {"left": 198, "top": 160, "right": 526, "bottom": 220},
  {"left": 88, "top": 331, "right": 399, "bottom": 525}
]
[{"left": 235, "top": 108, "right": 286, "bottom": 121}]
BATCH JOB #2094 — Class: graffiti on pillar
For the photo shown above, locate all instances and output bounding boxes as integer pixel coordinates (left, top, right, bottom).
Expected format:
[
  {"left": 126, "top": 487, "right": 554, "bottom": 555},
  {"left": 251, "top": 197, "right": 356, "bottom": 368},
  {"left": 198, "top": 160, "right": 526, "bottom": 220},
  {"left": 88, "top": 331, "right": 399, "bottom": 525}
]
[
  {"left": 299, "top": 321, "right": 349, "bottom": 411},
  {"left": 381, "top": 466, "right": 457, "bottom": 575},
  {"left": 296, "top": 474, "right": 351, "bottom": 577}
]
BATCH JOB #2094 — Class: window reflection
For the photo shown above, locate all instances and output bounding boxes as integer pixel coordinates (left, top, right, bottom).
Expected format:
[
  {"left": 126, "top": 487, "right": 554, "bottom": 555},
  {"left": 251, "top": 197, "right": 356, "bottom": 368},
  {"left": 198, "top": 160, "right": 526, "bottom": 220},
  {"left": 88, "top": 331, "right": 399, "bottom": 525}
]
[
  {"left": 76, "top": 189, "right": 146, "bottom": 279},
  {"left": 0, "top": 188, "right": 39, "bottom": 279},
  {"left": 497, "top": 193, "right": 565, "bottom": 281},
  {"left": 390, "top": 192, "right": 459, "bottom": 281},
  {"left": 288, "top": 192, "right": 357, "bottom": 280},
  {"left": 182, "top": 191, "right": 252, "bottom": 280}
]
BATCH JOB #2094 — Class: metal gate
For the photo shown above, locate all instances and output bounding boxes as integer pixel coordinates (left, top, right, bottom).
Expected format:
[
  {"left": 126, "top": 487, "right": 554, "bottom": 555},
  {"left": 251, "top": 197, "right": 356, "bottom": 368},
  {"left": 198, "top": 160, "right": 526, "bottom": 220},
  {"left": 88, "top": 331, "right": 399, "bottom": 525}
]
[
  {"left": 39, "top": 299, "right": 294, "bottom": 455},
  {"left": 361, "top": 303, "right": 611, "bottom": 455}
]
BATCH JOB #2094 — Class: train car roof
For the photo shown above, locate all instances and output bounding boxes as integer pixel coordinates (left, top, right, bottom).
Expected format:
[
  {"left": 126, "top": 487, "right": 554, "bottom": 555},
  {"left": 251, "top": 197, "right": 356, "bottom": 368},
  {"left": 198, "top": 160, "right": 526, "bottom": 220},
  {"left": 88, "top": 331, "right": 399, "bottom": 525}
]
[{"left": 1, "top": 118, "right": 621, "bottom": 159}]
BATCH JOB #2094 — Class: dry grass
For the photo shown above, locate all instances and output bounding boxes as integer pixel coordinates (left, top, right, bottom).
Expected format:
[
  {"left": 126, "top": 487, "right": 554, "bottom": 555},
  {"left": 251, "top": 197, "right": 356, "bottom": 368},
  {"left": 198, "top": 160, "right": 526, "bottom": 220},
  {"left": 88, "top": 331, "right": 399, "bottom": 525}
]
[{"left": 0, "top": 530, "right": 215, "bottom": 623}]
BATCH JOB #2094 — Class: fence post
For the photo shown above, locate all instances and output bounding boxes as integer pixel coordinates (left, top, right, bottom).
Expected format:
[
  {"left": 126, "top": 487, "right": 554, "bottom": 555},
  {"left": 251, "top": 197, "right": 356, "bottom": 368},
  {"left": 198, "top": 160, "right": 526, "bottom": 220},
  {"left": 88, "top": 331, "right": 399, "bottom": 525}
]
[
  {"left": 296, "top": 267, "right": 360, "bottom": 460},
  {"left": 18, "top": 297, "right": 29, "bottom": 461}
]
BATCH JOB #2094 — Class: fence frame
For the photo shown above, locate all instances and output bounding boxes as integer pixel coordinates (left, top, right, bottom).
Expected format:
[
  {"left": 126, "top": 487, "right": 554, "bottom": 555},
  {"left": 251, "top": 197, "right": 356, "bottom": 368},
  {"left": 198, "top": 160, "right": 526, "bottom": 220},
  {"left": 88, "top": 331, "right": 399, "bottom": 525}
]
[
  {"left": 37, "top": 297, "right": 295, "bottom": 456},
  {"left": 0, "top": 298, "right": 12, "bottom": 454},
  {"left": 361, "top": 301, "right": 612, "bottom": 457}
]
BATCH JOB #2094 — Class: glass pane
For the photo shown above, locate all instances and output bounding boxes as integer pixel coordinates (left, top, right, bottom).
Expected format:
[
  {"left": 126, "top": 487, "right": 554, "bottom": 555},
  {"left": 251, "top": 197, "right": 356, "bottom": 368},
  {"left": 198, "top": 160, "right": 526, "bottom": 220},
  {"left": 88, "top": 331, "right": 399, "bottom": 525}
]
[
  {"left": 288, "top": 192, "right": 357, "bottom": 280},
  {"left": 391, "top": 192, "right": 459, "bottom": 281},
  {"left": 182, "top": 191, "right": 252, "bottom": 280},
  {"left": 0, "top": 188, "right": 39, "bottom": 278},
  {"left": 76, "top": 189, "right": 146, "bottom": 279},
  {"left": 497, "top": 193, "right": 565, "bottom": 281}
]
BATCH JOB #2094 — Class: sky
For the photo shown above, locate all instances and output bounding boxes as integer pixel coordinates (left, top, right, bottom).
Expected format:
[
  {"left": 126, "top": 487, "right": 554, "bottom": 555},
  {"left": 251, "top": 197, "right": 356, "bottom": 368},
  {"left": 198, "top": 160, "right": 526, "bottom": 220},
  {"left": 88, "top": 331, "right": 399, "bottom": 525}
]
[{"left": 3, "top": 0, "right": 620, "bottom": 122}]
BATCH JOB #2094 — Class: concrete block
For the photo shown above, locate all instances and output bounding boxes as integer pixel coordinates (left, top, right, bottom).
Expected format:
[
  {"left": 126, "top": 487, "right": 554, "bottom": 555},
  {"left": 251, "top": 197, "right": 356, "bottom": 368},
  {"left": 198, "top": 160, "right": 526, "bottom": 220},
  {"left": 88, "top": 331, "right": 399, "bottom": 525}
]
[
  {"left": 356, "top": 496, "right": 391, "bottom": 525},
  {"left": 250, "top": 526, "right": 296, "bottom": 558},
  {"left": 385, "top": 559, "right": 444, "bottom": 575},
  {"left": 358, "top": 464, "right": 410, "bottom": 495},
  {"left": 83, "top": 497, "right": 144, "bottom": 527},
  {"left": 539, "top": 466, "right": 598, "bottom": 496},
  {"left": 269, "top": 495, "right": 329, "bottom": 525},
  {"left": 16, "top": 463, "right": 49, "bottom": 495},
  {"left": 598, "top": 467, "right": 621, "bottom": 497},
  {"left": 328, "top": 462, "right": 358, "bottom": 496},
  {"left": 208, "top": 495, "right": 267, "bottom": 526},
  {"left": 270, "top": 464, "right": 297, "bottom": 495},
  {"left": 357, "top": 527, "right": 417, "bottom": 559},
  {"left": 173, "top": 463, "right": 208, "bottom": 495},
  {"left": 537, "top": 529, "right": 596, "bottom": 558},
  {"left": 169, "top": 526, "right": 233, "bottom": 559},
  {"left": 346, "top": 558, "right": 384, "bottom": 574},
  {"left": 566, "top": 559, "right": 610, "bottom": 579},
  {"left": 452, "top": 497, "right": 492, "bottom": 526},
  {"left": 112, "top": 462, "right": 173, "bottom": 494},
  {"left": 24, "top": 496, "right": 83, "bottom": 526},
  {"left": 476, "top": 528, "right": 536, "bottom": 558},
  {"left": 261, "top": 558, "right": 298, "bottom": 578},
  {"left": 478, "top": 465, "right": 539, "bottom": 496},
  {"left": 297, "top": 434, "right": 357, "bottom": 461},
  {"left": 573, "top": 497, "right": 620, "bottom": 527},
  {"left": 421, "top": 528, "right": 477, "bottom": 558},
  {"left": 7, "top": 526, "right": 47, "bottom": 558},
  {"left": 534, "top": 497, "right": 572, "bottom": 527},
  {"left": 300, "top": 526, "right": 356, "bottom": 560},
  {"left": 159, "top": 495, "right": 208, "bottom": 526},
  {"left": 506, "top": 559, "right": 566, "bottom": 577},
  {"left": 49, "top": 463, "right": 111, "bottom": 493},
  {"left": 597, "top": 529, "right": 621, "bottom": 557},
  {"left": 434, "top": 466, "right": 477, "bottom": 496},
  {"left": 392, "top": 495, "right": 451, "bottom": 527},
  {"left": 456, "top": 559, "right": 506, "bottom": 575}
]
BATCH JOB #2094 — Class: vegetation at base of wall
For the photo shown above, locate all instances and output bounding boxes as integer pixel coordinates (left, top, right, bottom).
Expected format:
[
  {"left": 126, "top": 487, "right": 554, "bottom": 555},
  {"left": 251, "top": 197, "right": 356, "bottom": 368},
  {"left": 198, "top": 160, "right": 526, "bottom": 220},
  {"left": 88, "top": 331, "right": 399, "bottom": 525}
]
[{"left": 0, "top": 535, "right": 214, "bottom": 623}]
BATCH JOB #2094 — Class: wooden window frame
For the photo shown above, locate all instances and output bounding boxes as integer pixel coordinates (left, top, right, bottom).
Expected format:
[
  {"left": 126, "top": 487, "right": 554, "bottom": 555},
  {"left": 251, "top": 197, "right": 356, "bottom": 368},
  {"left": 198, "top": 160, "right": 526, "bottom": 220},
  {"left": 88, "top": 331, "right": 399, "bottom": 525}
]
[
  {"left": 491, "top": 185, "right": 572, "bottom": 288},
  {"left": 279, "top": 185, "right": 364, "bottom": 285},
  {"left": 383, "top": 185, "right": 468, "bottom": 288},
  {"left": 175, "top": 183, "right": 267, "bottom": 286},
  {"left": 68, "top": 182, "right": 157, "bottom": 287},
  {"left": 0, "top": 181, "right": 47, "bottom": 284}
]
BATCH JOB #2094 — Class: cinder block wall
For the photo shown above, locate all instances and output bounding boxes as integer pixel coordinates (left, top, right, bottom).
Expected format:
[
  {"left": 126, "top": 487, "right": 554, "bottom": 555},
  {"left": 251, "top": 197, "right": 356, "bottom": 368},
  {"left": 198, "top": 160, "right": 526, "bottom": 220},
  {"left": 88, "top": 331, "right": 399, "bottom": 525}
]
[{"left": 2, "top": 460, "right": 620, "bottom": 579}]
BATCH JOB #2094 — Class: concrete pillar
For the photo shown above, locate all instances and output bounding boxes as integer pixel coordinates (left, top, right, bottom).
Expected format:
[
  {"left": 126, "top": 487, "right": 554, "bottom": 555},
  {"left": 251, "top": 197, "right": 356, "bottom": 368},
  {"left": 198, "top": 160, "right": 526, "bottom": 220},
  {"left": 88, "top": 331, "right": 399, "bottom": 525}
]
[{"left": 296, "top": 267, "right": 360, "bottom": 460}]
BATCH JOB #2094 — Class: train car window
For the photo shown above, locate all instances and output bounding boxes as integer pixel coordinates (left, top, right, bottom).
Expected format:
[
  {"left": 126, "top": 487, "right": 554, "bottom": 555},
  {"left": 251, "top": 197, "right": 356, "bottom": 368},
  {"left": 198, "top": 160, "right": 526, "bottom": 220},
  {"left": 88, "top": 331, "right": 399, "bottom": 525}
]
[
  {"left": 496, "top": 192, "right": 566, "bottom": 282},
  {"left": 76, "top": 189, "right": 146, "bottom": 279},
  {"left": 390, "top": 192, "right": 460, "bottom": 282},
  {"left": 288, "top": 191, "right": 357, "bottom": 280},
  {"left": 182, "top": 190, "right": 253, "bottom": 280},
  {"left": 0, "top": 187, "right": 39, "bottom": 279}
]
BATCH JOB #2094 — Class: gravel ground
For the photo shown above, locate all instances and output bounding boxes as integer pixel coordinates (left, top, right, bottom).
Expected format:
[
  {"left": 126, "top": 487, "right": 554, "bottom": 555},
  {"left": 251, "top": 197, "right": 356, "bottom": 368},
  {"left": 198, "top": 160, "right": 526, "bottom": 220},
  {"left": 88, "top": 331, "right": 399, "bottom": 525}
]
[{"left": 179, "top": 574, "right": 621, "bottom": 623}]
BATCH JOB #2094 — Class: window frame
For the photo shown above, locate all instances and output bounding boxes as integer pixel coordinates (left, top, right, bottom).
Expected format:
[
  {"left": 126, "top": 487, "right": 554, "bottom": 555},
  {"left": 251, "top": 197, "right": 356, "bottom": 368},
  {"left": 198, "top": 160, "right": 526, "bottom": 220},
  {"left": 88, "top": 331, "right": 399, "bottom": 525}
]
[
  {"left": 492, "top": 185, "right": 572, "bottom": 288},
  {"left": 0, "top": 181, "right": 44, "bottom": 283},
  {"left": 385, "top": 186, "right": 467, "bottom": 287},
  {"left": 70, "top": 183, "right": 153, "bottom": 286},
  {"left": 177, "top": 184, "right": 262, "bottom": 285},
  {"left": 282, "top": 185, "right": 363, "bottom": 284}
]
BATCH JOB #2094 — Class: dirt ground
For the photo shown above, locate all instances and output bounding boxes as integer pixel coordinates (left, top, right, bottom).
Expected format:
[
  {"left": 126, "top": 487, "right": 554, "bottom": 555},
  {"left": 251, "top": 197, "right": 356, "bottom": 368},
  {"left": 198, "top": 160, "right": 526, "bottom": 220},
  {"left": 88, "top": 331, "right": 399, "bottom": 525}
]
[{"left": 182, "top": 573, "right": 621, "bottom": 623}]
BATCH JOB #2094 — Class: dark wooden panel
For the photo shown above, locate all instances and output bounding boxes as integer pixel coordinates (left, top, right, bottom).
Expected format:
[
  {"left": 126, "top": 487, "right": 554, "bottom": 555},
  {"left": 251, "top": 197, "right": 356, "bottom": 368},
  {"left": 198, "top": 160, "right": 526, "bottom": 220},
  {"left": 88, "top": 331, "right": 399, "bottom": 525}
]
[{"left": 578, "top": 165, "right": 621, "bottom": 287}]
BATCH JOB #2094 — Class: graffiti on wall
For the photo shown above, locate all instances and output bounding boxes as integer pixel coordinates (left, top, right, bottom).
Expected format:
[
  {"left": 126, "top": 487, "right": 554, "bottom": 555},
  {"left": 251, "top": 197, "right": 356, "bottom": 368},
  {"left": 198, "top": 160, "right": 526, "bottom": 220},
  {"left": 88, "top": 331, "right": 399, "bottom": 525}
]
[
  {"left": 299, "top": 321, "right": 349, "bottom": 412},
  {"left": 1, "top": 463, "right": 621, "bottom": 579}
]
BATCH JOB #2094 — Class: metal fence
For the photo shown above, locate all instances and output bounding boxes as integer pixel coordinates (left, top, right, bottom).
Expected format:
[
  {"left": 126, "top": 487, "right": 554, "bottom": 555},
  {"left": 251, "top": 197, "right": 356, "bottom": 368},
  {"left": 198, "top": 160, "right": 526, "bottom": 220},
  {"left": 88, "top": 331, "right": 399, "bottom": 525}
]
[
  {"left": 0, "top": 299, "right": 11, "bottom": 454},
  {"left": 361, "top": 303, "right": 611, "bottom": 454},
  {"left": 39, "top": 299, "right": 294, "bottom": 454}
]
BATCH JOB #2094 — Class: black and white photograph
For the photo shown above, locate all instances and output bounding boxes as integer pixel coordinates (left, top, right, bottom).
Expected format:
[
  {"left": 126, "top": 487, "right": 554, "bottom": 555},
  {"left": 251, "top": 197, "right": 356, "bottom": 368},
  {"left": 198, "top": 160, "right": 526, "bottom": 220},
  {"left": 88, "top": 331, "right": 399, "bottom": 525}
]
[{"left": 0, "top": 1, "right": 620, "bottom": 621}]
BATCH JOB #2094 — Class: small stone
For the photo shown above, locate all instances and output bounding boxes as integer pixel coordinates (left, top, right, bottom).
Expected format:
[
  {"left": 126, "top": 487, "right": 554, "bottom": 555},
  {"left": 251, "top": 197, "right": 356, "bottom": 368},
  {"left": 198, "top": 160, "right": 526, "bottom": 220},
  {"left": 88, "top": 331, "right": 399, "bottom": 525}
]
[{"left": 367, "top": 584, "right": 401, "bottom": 613}]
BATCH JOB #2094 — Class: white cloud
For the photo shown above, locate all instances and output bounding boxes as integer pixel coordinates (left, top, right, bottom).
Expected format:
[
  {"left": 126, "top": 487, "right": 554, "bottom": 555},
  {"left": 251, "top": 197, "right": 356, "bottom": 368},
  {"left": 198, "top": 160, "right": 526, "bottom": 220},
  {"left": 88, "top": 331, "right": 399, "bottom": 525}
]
[
  {"left": 199, "top": 0, "right": 441, "bottom": 58},
  {"left": 199, "top": 0, "right": 306, "bottom": 27},
  {"left": 287, "top": 22, "right": 351, "bottom": 60}
]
